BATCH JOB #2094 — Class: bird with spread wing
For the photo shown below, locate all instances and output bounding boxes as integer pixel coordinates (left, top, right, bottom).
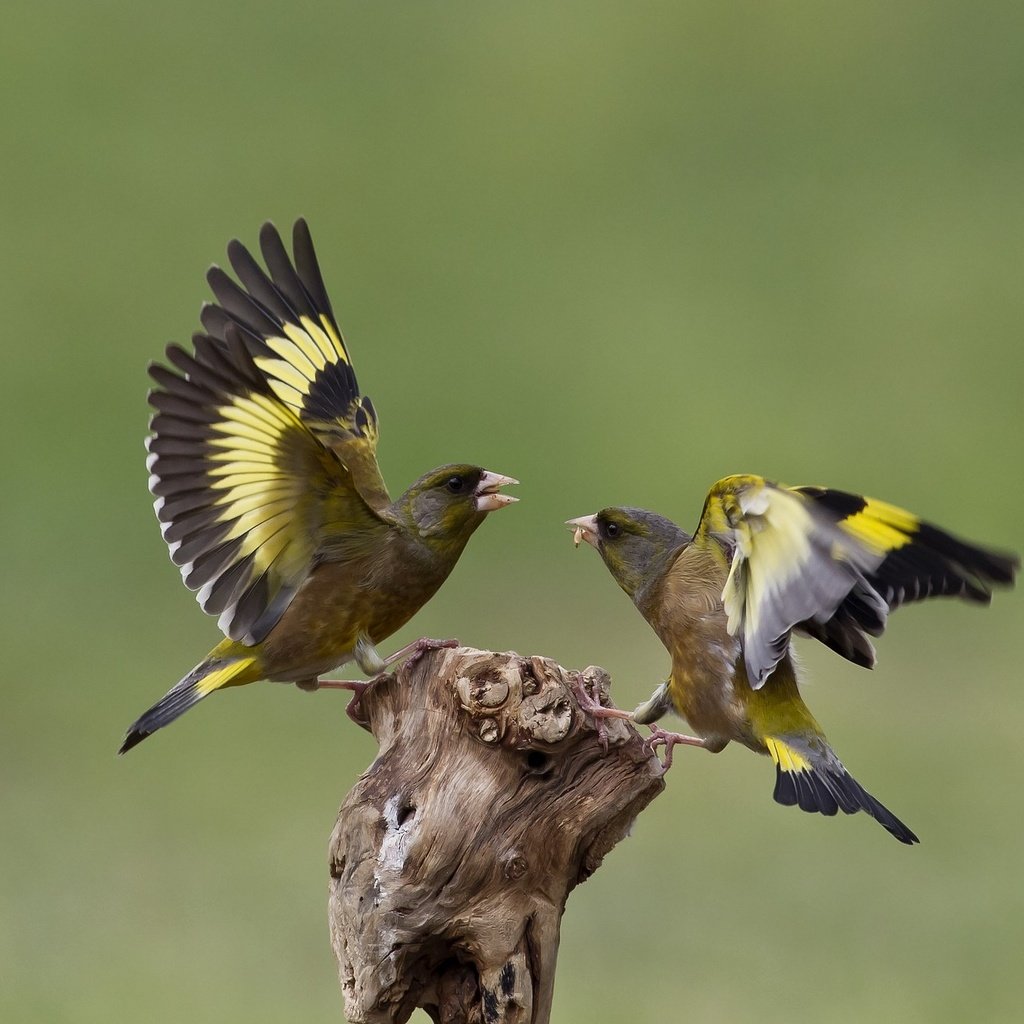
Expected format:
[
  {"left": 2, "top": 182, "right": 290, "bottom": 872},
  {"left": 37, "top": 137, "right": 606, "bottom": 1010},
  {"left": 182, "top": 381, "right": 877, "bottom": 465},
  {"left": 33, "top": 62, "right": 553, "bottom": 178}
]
[
  {"left": 120, "top": 220, "right": 517, "bottom": 753},
  {"left": 568, "top": 475, "right": 1017, "bottom": 843}
]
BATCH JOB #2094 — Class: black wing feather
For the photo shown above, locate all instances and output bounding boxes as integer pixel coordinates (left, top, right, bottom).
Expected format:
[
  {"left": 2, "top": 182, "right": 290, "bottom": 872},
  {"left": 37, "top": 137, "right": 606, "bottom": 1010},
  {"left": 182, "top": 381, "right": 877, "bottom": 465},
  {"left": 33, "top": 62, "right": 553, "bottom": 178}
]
[{"left": 795, "top": 486, "right": 1017, "bottom": 668}]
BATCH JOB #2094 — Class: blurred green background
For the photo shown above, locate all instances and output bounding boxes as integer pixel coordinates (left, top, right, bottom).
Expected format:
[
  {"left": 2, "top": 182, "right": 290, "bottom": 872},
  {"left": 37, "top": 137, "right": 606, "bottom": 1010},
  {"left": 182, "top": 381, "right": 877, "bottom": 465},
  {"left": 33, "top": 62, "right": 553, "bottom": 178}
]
[{"left": 3, "top": 2, "right": 1022, "bottom": 1021}]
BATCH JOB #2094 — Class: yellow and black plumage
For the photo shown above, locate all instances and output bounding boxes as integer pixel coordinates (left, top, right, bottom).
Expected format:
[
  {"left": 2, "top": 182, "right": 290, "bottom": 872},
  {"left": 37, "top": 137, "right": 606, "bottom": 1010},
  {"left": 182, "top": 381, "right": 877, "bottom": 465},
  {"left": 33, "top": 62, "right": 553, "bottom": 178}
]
[
  {"left": 569, "top": 474, "right": 1017, "bottom": 843},
  {"left": 121, "top": 220, "right": 517, "bottom": 753}
]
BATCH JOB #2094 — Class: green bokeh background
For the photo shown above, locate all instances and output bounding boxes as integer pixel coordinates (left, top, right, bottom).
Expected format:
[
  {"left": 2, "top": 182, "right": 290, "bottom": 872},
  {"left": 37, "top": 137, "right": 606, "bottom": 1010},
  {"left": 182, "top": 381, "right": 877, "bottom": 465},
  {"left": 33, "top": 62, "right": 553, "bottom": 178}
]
[{"left": 4, "top": 3, "right": 1022, "bottom": 1021}]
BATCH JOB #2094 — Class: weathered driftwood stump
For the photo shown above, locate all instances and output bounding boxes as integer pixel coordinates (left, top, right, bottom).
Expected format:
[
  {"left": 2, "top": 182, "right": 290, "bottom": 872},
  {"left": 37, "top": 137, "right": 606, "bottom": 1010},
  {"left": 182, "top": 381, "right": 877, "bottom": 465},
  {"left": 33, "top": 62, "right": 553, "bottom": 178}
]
[{"left": 328, "top": 646, "right": 665, "bottom": 1024}]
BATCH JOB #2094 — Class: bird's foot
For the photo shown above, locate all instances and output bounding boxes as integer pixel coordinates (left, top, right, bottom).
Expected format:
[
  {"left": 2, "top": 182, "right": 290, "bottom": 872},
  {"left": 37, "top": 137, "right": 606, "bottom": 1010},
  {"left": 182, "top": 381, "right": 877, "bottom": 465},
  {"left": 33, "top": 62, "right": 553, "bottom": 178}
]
[
  {"left": 571, "top": 672, "right": 633, "bottom": 750},
  {"left": 382, "top": 636, "right": 460, "bottom": 672},
  {"left": 311, "top": 678, "right": 371, "bottom": 724},
  {"left": 644, "top": 723, "right": 706, "bottom": 774},
  {"left": 312, "top": 678, "right": 368, "bottom": 694}
]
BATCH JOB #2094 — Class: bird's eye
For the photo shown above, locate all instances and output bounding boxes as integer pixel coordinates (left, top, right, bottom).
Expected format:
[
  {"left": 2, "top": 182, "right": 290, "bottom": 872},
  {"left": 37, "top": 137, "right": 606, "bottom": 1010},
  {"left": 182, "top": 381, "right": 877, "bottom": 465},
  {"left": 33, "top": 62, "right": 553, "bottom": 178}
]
[
  {"left": 604, "top": 521, "right": 621, "bottom": 539},
  {"left": 446, "top": 475, "right": 466, "bottom": 494}
]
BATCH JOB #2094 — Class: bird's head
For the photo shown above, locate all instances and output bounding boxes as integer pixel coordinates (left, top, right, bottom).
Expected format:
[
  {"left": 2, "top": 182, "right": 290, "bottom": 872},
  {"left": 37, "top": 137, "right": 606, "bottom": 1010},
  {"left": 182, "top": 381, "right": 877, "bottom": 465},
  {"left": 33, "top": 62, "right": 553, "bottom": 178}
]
[
  {"left": 398, "top": 464, "right": 519, "bottom": 554},
  {"left": 566, "top": 507, "right": 689, "bottom": 599}
]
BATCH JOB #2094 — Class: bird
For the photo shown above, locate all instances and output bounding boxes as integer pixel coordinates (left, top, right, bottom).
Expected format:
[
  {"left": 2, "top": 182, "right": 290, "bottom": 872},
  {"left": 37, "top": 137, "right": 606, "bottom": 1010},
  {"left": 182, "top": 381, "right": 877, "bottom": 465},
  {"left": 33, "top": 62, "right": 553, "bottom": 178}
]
[
  {"left": 120, "top": 219, "right": 518, "bottom": 753},
  {"left": 567, "top": 474, "right": 1017, "bottom": 843}
]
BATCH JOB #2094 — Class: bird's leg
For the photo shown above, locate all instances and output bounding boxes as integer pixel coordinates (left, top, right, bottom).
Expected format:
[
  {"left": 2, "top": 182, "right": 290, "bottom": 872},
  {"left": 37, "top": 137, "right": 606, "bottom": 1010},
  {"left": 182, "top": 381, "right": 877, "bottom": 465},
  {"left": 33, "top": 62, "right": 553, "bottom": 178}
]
[
  {"left": 380, "top": 636, "right": 460, "bottom": 673},
  {"left": 317, "top": 639, "right": 459, "bottom": 690},
  {"left": 300, "top": 677, "right": 371, "bottom": 723},
  {"left": 571, "top": 672, "right": 633, "bottom": 750},
  {"left": 312, "top": 637, "right": 461, "bottom": 724},
  {"left": 572, "top": 673, "right": 632, "bottom": 720},
  {"left": 629, "top": 680, "right": 704, "bottom": 771},
  {"left": 350, "top": 634, "right": 460, "bottom": 679},
  {"left": 644, "top": 723, "right": 707, "bottom": 774},
  {"left": 311, "top": 679, "right": 368, "bottom": 694}
]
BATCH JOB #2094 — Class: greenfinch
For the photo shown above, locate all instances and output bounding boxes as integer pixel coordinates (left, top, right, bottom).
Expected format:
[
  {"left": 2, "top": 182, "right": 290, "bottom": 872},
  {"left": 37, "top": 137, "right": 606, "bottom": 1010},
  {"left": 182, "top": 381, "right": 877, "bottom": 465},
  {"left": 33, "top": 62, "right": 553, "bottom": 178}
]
[
  {"left": 120, "top": 220, "right": 517, "bottom": 753},
  {"left": 569, "top": 475, "right": 1017, "bottom": 843}
]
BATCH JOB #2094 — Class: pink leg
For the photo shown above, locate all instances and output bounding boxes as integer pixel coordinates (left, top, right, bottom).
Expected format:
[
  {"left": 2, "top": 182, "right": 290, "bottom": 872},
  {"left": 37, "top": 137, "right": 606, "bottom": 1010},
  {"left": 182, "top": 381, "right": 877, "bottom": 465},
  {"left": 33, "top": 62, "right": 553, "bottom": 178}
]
[
  {"left": 317, "top": 638, "right": 458, "bottom": 692},
  {"left": 571, "top": 673, "right": 633, "bottom": 750},
  {"left": 309, "top": 678, "right": 371, "bottom": 724},
  {"left": 314, "top": 640, "right": 459, "bottom": 722},
  {"left": 381, "top": 636, "right": 459, "bottom": 671},
  {"left": 314, "top": 679, "right": 368, "bottom": 693},
  {"left": 644, "top": 723, "right": 706, "bottom": 773}
]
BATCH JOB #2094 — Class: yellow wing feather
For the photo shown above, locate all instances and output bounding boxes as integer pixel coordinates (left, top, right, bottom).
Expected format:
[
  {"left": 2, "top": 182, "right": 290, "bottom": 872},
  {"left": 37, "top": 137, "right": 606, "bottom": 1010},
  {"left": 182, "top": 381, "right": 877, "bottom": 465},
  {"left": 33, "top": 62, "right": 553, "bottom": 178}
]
[
  {"left": 148, "top": 221, "right": 392, "bottom": 646},
  {"left": 697, "top": 474, "right": 1016, "bottom": 687},
  {"left": 698, "top": 475, "right": 887, "bottom": 687}
]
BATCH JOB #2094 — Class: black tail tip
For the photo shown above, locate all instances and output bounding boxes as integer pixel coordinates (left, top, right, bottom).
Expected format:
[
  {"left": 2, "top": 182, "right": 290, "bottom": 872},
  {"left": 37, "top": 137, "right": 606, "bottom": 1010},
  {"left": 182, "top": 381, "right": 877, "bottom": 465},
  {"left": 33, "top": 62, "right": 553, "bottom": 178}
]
[
  {"left": 861, "top": 792, "right": 920, "bottom": 845},
  {"left": 773, "top": 764, "right": 920, "bottom": 845},
  {"left": 118, "top": 728, "right": 150, "bottom": 755}
]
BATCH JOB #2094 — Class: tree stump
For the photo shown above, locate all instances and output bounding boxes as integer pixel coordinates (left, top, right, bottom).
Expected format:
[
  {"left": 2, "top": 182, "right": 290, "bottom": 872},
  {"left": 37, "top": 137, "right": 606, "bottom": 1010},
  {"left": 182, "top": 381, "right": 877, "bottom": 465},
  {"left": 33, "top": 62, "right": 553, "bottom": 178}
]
[{"left": 327, "top": 646, "right": 665, "bottom": 1024}]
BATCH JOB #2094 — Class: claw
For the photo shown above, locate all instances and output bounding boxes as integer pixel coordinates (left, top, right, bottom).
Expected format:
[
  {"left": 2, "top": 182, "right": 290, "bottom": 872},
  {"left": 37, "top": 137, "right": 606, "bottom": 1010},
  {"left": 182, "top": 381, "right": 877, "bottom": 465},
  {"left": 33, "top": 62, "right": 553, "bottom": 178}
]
[
  {"left": 399, "top": 636, "right": 460, "bottom": 671},
  {"left": 375, "top": 636, "right": 459, "bottom": 674},
  {"left": 644, "top": 723, "right": 706, "bottom": 773},
  {"left": 571, "top": 672, "right": 633, "bottom": 751}
]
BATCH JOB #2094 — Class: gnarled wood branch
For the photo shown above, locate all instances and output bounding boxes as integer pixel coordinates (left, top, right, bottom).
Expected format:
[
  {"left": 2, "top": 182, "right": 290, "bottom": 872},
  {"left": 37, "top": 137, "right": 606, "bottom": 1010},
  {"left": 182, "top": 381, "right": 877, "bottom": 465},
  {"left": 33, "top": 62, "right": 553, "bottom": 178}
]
[{"left": 328, "top": 646, "right": 664, "bottom": 1024}]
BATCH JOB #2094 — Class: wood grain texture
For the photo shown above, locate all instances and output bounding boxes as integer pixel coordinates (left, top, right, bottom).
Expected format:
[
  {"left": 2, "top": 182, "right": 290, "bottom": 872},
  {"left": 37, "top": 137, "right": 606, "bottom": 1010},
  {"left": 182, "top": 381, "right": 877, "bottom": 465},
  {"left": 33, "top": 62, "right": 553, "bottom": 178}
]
[{"left": 328, "top": 646, "right": 665, "bottom": 1024}]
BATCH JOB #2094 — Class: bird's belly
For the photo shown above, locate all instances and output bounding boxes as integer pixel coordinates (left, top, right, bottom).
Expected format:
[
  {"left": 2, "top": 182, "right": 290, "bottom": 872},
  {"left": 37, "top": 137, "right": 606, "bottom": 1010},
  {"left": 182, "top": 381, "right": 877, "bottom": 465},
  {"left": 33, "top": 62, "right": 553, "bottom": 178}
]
[
  {"left": 264, "top": 655, "right": 351, "bottom": 684},
  {"left": 670, "top": 676, "right": 746, "bottom": 749},
  {"left": 258, "top": 629, "right": 355, "bottom": 682},
  {"left": 255, "top": 561, "right": 435, "bottom": 683},
  {"left": 673, "top": 655, "right": 817, "bottom": 756},
  {"left": 667, "top": 638, "right": 752, "bottom": 750}
]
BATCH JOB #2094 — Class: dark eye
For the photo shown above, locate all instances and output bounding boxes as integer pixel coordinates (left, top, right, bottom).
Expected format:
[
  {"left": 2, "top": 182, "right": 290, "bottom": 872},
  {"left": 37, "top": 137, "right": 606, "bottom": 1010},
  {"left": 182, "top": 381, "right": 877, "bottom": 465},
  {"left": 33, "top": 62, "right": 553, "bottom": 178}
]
[
  {"left": 446, "top": 475, "right": 466, "bottom": 494},
  {"left": 603, "top": 521, "right": 621, "bottom": 539}
]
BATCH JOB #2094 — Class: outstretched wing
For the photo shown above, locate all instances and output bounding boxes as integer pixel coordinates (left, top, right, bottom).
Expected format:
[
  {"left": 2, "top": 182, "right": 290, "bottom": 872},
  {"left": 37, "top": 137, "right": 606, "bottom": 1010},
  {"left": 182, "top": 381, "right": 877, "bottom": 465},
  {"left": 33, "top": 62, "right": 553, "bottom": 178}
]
[
  {"left": 200, "top": 219, "right": 391, "bottom": 512},
  {"left": 147, "top": 224, "right": 390, "bottom": 647},
  {"left": 695, "top": 475, "right": 1017, "bottom": 688},
  {"left": 794, "top": 486, "right": 1017, "bottom": 666}
]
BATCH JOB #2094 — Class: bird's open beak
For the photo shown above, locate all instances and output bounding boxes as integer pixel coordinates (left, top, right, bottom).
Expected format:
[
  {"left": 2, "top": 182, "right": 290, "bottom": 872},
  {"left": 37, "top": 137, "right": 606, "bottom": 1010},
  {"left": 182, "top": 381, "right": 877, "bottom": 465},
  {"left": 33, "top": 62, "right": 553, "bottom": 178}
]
[
  {"left": 566, "top": 514, "right": 599, "bottom": 549},
  {"left": 475, "top": 471, "right": 519, "bottom": 512}
]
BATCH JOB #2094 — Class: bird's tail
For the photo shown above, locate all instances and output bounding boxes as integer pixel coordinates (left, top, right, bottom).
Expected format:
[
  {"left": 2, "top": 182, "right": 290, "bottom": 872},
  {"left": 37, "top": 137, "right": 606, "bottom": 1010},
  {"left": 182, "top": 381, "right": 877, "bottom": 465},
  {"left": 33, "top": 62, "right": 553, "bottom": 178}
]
[
  {"left": 765, "top": 736, "right": 919, "bottom": 845},
  {"left": 119, "top": 655, "right": 258, "bottom": 754}
]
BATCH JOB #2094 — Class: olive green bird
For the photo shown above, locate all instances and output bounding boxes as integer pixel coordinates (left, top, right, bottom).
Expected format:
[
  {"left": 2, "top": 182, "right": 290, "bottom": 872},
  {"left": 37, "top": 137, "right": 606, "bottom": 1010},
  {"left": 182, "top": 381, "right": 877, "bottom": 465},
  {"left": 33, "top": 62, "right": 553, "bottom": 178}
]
[
  {"left": 120, "top": 220, "right": 518, "bottom": 753},
  {"left": 568, "top": 475, "right": 1017, "bottom": 843}
]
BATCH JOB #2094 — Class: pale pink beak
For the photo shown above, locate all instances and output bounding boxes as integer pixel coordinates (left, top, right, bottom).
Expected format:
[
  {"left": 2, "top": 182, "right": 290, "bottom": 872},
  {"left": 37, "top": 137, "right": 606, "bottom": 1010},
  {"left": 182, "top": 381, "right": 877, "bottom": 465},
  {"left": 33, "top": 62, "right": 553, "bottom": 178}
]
[
  {"left": 475, "top": 471, "right": 519, "bottom": 512},
  {"left": 566, "top": 514, "right": 599, "bottom": 549}
]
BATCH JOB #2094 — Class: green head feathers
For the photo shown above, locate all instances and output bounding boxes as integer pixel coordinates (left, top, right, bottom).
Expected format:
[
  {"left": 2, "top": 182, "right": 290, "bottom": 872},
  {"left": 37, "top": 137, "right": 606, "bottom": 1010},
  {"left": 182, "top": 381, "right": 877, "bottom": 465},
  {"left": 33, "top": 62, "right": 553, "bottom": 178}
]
[
  {"left": 395, "top": 464, "right": 519, "bottom": 555},
  {"left": 572, "top": 507, "right": 690, "bottom": 599}
]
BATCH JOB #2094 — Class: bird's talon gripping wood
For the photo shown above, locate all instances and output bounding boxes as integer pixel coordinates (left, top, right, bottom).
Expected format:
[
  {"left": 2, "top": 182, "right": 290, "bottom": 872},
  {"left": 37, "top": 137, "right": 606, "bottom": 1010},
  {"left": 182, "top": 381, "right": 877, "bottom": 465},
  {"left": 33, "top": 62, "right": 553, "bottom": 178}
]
[
  {"left": 570, "top": 670, "right": 635, "bottom": 753},
  {"left": 387, "top": 636, "right": 461, "bottom": 672}
]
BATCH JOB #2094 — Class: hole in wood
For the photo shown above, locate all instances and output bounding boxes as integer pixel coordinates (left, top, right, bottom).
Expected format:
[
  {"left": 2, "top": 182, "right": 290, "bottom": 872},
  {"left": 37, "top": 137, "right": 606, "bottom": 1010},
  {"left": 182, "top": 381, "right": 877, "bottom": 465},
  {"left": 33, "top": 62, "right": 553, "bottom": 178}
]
[{"left": 524, "top": 749, "right": 550, "bottom": 774}]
